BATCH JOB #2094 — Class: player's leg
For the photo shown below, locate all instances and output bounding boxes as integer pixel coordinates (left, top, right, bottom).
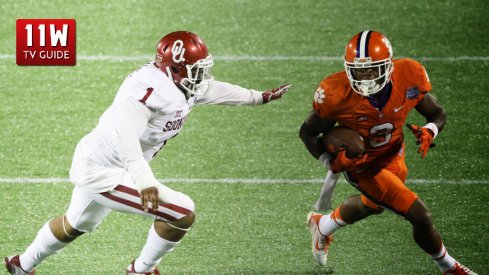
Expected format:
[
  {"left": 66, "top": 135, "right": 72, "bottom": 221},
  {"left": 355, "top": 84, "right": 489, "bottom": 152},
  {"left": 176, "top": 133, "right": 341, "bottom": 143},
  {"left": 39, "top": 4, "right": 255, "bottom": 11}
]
[
  {"left": 154, "top": 211, "right": 195, "bottom": 241},
  {"left": 128, "top": 213, "right": 196, "bottom": 273},
  {"left": 8, "top": 186, "right": 111, "bottom": 274},
  {"left": 382, "top": 153, "right": 475, "bottom": 274},
  {"left": 406, "top": 199, "right": 476, "bottom": 274},
  {"left": 90, "top": 177, "right": 195, "bottom": 273},
  {"left": 5, "top": 216, "right": 73, "bottom": 275},
  {"left": 307, "top": 172, "right": 383, "bottom": 265},
  {"left": 315, "top": 169, "right": 385, "bottom": 233},
  {"left": 313, "top": 193, "right": 383, "bottom": 237},
  {"left": 131, "top": 194, "right": 195, "bottom": 273},
  {"left": 357, "top": 155, "right": 475, "bottom": 274},
  {"left": 49, "top": 215, "right": 85, "bottom": 242},
  {"left": 406, "top": 199, "right": 452, "bottom": 268}
]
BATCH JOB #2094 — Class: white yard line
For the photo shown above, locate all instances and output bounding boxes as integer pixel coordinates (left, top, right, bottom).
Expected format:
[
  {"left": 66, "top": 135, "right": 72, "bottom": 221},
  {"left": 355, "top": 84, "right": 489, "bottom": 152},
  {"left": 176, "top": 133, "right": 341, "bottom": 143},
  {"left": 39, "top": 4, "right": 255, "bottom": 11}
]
[
  {"left": 1, "top": 52, "right": 487, "bottom": 185},
  {"left": 1, "top": 54, "right": 489, "bottom": 62},
  {"left": 0, "top": 177, "right": 487, "bottom": 185}
]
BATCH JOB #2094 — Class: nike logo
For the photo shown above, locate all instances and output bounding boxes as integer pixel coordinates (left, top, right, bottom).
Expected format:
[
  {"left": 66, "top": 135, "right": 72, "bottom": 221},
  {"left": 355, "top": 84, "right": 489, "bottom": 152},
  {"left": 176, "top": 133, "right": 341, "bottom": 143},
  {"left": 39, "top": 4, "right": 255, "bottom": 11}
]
[{"left": 394, "top": 105, "right": 405, "bottom": 112}]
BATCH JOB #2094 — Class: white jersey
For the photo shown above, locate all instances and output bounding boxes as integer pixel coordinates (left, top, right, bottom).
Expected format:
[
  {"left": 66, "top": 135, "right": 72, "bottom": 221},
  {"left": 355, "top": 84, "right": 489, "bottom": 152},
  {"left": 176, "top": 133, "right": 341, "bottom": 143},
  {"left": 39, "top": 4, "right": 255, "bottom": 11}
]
[{"left": 72, "top": 62, "right": 263, "bottom": 193}]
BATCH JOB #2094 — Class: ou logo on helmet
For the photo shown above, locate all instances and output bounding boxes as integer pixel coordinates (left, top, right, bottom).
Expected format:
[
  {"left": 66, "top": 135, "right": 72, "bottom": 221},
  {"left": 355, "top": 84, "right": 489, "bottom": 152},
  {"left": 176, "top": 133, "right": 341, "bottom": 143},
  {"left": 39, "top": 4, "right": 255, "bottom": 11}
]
[{"left": 171, "top": 40, "right": 186, "bottom": 63}]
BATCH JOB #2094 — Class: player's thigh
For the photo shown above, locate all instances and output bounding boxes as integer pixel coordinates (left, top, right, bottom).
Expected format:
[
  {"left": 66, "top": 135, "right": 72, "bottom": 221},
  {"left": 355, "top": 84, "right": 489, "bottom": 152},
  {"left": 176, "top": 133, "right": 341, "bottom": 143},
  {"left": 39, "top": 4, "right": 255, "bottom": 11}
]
[
  {"left": 69, "top": 137, "right": 126, "bottom": 192},
  {"left": 66, "top": 186, "right": 112, "bottom": 233},
  {"left": 383, "top": 147, "right": 408, "bottom": 183},
  {"left": 347, "top": 169, "right": 417, "bottom": 215},
  {"left": 92, "top": 174, "right": 195, "bottom": 223}
]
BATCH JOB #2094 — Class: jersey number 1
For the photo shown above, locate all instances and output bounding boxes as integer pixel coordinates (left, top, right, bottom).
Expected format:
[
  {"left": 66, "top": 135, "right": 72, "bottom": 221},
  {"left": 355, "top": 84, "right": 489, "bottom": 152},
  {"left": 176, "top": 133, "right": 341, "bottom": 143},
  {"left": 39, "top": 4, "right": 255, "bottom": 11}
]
[{"left": 139, "top": 87, "right": 154, "bottom": 104}]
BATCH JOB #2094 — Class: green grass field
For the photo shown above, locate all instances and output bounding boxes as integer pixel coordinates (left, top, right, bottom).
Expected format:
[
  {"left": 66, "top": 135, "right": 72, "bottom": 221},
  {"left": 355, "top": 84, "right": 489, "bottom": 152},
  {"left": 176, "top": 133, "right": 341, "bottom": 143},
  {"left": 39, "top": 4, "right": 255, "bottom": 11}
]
[{"left": 1, "top": 0, "right": 488, "bottom": 274}]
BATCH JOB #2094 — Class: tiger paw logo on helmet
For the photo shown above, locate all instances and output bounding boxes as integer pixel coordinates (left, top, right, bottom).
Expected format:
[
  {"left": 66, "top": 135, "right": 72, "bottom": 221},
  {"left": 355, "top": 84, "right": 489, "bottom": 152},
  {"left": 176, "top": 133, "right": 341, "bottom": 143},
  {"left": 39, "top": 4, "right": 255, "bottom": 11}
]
[{"left": 314, "top": 87, "right": 325, "bottom": 104}]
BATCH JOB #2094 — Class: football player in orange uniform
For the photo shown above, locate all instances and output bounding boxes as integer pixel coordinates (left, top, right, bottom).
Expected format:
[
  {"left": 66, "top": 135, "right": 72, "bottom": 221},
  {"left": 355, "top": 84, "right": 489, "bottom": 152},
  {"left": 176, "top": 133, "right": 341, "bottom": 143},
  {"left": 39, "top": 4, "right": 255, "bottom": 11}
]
[{"left": 299, "top": 31, "right": 476, "bottom": 274}]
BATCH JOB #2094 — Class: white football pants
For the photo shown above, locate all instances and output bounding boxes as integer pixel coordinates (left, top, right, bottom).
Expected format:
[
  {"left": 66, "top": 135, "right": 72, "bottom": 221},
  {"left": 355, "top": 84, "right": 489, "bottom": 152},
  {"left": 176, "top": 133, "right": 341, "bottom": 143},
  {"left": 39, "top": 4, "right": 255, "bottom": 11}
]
[
  {"left": 66, "top": 136, "right": 195, "bottom": 232},
  {"left": 65, "top": 180, "right": 195, "bottom": 233}
]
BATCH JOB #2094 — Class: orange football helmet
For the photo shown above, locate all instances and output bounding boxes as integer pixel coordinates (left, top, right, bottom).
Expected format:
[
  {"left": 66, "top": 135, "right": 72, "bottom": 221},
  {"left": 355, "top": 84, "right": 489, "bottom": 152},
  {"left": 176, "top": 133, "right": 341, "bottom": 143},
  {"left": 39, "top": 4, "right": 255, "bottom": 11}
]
[
  {"left": 155, "top": 31, "right": 214, "bottom": 96},
  {"left": 344, "top": 30, "right": 394, "bottom": 96}
]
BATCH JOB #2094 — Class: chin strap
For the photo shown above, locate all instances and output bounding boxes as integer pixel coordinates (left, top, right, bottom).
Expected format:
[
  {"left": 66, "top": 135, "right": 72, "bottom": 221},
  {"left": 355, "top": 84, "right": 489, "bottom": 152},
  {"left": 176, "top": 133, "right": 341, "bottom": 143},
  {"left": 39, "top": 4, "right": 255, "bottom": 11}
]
[{"left": 165, "top": 67, "right": 174, "bottom": 82}]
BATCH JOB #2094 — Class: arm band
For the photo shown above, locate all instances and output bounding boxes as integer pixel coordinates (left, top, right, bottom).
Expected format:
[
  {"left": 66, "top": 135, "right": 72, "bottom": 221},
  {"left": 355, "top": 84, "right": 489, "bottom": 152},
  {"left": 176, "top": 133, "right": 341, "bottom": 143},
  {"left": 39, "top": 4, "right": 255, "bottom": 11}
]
[{"left": 423, "top": 122, "right": 439, "bottom": 139}]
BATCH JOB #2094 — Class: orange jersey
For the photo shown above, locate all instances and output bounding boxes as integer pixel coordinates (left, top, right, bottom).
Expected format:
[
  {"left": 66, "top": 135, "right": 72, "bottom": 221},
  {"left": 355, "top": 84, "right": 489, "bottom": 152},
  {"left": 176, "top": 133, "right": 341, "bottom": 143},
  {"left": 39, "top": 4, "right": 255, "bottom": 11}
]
[{"left": 313, "top": 58, "right": 432, "bottom": 167}]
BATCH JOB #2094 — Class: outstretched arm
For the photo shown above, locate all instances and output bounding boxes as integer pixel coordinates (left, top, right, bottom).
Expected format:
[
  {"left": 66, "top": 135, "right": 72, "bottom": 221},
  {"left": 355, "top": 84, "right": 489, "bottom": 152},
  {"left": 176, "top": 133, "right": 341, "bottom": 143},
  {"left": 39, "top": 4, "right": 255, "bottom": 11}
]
[
  {"left": 196, "top": 81, "right": 291, "bottom": 105},
  {"left": 261, "top": 84, "right": 291, "bottom": 104}
]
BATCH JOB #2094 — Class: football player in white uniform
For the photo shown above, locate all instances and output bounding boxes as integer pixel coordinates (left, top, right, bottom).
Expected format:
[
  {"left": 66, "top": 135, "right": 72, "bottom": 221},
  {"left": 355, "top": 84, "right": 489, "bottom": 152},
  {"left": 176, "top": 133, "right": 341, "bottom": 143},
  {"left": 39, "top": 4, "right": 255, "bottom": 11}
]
[{"left": 5, "top": 31, "right": 291, "bottom": 275}]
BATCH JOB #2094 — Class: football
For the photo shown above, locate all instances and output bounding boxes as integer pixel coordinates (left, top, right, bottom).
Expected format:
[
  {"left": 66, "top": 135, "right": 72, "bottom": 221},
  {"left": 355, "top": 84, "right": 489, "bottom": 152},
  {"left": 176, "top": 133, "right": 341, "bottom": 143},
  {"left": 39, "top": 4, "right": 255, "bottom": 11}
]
[{"left": 322, "top": 126, "right": 366, "bottom": 158}]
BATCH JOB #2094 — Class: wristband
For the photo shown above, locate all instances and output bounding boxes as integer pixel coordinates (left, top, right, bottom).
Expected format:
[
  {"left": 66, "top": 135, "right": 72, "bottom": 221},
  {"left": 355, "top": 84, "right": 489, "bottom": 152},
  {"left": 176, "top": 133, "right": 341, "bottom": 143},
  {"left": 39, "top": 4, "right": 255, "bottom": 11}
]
[{"left": 422, "top": 122, "right": 439, "bottom": 139}]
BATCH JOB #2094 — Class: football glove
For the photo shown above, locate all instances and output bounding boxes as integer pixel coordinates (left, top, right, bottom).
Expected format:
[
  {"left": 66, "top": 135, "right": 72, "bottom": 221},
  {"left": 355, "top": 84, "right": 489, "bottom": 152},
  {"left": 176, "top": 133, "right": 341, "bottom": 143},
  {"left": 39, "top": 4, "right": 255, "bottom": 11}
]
[
  {"left": 262, "top": 84, "right": 291, "bottom": 104},
  {"left": 406, "top": 123, "right": 436, "bottom": 159},
  {"left": 328, "top": 145, "right": 368, "bottom": 174}
]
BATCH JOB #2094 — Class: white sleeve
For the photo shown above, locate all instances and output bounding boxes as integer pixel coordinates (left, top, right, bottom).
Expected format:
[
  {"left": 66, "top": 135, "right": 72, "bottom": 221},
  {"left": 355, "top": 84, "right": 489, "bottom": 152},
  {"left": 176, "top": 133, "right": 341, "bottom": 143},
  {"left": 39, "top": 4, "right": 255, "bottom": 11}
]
[
  {"left": 116, "top": 98, "right": 161, "bottom": 191},
  {"left": 196, "top": 80, "right": 263, "bottom": 105}
]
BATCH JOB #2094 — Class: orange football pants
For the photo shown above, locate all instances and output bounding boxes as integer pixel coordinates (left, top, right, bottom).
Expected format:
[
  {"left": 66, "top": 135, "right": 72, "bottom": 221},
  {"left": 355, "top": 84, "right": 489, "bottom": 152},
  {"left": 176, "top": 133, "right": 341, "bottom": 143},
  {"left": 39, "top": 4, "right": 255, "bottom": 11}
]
[{"left": 345, "top": 145, "right": 418, "bottom": 216}]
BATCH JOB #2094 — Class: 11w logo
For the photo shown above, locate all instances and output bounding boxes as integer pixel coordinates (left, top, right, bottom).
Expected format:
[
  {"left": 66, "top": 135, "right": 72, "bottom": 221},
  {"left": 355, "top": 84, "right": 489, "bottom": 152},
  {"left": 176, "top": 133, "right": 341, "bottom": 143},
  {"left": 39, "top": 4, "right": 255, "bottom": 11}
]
[
  {"left": 25, "top": 24, "right": 69, "bottom": 47},
  {"left": 16, "top": 19, "right": 76, "bottom": 66}
]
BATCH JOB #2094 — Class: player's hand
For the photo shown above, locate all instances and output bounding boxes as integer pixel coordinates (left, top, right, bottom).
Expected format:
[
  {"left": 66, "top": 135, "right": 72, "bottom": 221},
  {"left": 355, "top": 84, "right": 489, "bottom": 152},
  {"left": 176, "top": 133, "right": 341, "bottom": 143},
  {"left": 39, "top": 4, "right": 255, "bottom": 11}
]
[
  {"left": 262, "top": 84, "right": 291, "bottom": 104},
  {"left": 329, "top": 146, "right": 368, "bottom": 174},
  {"left": 140, "top": 187, "right": 159, "bottom": 212},
  {"left": 406, "top": 123, "right": 436, "bottom": 159}
]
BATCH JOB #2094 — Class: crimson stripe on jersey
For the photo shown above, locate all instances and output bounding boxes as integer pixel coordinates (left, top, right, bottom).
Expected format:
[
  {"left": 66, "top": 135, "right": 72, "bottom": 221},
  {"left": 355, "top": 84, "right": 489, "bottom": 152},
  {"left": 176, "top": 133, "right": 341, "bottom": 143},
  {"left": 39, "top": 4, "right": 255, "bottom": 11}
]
[
  {"left": 114, "top": 185, "right": 192, "bottom": 215},
  {"left": 101, "top": 192, "right": 177, "bottom": 221}
]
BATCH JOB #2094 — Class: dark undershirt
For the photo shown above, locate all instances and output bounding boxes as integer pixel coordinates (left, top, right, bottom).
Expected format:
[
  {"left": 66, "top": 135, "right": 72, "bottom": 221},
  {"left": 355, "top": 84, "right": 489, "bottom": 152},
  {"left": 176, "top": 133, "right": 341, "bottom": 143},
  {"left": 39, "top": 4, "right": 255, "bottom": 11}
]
[{"left": 367, "top": 82, "right": 392, "bottom": 111}]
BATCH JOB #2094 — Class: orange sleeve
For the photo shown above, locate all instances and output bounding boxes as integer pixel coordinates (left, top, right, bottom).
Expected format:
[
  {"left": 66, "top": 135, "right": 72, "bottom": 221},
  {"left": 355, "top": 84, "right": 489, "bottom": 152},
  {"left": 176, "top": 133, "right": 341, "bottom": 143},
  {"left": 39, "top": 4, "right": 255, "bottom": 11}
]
[
  {"left": 405, "top": 59, "right": 432, "bottom": 93},
  {"left": 312, "top": 76, "right": 344, "bottom": 120}
]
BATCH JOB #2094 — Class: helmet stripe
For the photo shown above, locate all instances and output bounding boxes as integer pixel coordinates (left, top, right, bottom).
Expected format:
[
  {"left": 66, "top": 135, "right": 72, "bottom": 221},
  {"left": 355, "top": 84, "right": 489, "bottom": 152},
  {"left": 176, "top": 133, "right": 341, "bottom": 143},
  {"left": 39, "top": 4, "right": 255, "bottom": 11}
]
[
  {"left": 364, "top": 31, "right": 372, "bottom": 57},
  {"left": 358, "top": 30, "right": 372, "bottom": 58},
  {"left": 355, "top": 32, "right": 363, "bottom": 58}
]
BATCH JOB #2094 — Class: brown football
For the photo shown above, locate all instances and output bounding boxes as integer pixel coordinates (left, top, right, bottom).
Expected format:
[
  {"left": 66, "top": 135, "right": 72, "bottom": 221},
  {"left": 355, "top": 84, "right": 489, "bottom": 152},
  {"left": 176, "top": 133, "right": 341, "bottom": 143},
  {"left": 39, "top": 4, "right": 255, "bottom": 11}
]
[{"left": 322, "top": 126, "right": 366, "bottom": 158}]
